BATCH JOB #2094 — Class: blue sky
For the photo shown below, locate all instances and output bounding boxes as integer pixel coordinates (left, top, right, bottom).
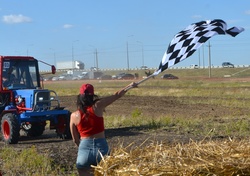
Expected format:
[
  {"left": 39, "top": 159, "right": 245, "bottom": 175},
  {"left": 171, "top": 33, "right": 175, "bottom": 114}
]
[{"left": 0, "top": 0, "right": 250, "bottom": 71}]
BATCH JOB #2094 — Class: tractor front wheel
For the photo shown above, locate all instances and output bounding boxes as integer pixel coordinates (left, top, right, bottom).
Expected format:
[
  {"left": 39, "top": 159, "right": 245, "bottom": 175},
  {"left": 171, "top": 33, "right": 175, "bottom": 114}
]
[{"left": 1, "top": 113, "right": 20, "bottom": 144}]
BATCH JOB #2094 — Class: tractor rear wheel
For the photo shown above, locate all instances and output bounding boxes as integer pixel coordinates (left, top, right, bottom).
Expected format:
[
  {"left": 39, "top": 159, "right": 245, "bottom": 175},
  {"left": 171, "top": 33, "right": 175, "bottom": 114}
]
[
  {"left": 1, "top": 113, "right": 20, "bottom": 144},
  {"left": 56, "top": 113, "right": 72, "bottom": 139}
]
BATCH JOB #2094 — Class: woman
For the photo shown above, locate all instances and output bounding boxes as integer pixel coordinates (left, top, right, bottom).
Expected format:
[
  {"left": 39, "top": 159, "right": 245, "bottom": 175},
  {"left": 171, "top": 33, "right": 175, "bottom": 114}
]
[{"left": 70, "top": 82, "right": 137, "bottom": 176}]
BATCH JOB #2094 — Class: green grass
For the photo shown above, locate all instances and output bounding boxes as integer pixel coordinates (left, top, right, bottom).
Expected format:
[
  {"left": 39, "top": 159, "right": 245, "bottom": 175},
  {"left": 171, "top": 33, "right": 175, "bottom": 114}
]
[
  {"left": 0, "top": 146, "right": 71, "bottom": 176},
  {"left": 104, "top": 114, "right": 250, "bottom": 137},
  {"left": 45, "top": 79, "right": 250, "bottom": 97}
]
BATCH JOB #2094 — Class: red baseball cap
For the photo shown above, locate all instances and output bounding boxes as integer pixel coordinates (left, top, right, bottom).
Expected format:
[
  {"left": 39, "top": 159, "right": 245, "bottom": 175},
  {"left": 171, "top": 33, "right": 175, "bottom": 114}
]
[{"left": 80, "top": 84, "right": 94, "bottom": 95}]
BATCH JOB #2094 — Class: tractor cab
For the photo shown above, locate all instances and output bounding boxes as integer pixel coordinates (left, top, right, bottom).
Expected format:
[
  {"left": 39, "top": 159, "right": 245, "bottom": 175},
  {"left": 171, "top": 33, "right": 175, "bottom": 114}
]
[{"left": 1, "top": 56, "right": 41, "bottom": 90}]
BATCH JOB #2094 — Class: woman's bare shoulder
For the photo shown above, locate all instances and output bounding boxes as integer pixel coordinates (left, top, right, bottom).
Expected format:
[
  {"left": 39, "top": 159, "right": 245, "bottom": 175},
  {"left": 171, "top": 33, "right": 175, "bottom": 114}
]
[{"left": 70, "top": 111, "right": 80, "bottom": 121}]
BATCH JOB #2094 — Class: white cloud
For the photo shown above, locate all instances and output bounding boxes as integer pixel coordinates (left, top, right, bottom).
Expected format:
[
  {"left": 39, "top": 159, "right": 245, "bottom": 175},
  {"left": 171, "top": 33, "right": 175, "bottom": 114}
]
[
  {"left": 63, "top": 24, "right": 73, "bottom": 29},
  {"left": 245, "top": 10, "right": 250, "bottom": 15},
  {"left": 2, "top": 14, "right": 32, "bottom": 24}
]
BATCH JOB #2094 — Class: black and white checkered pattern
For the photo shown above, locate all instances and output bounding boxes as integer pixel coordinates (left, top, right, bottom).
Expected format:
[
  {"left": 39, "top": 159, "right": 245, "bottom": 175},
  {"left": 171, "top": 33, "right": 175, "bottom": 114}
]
[{"left": 153, "top": 19, "right": 244, "bottom": 75}]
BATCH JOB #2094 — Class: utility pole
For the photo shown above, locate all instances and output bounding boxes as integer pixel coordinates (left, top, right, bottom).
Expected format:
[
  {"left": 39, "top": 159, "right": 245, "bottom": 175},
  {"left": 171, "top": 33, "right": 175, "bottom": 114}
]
[
  {"left": 126, "top": 35, "right": 133, "bottom": 71},
  {"left": 137, "top": 41, "right": 144, "bottom": 67},
  {"left": 208, "top": 41, "right": 211, "bottom": 78},
  {"left": 72, "top": 40, "right": 79, "bottom": 71},
  {"left": 126, "top": 41, "right": 130, "bottom": 70},
  {"left": 198, "top": 49, "right": 200, "bottom": 68},
  {"left": 203, "top": 45, "right": 205, "bottom": 68},
  {"left": 95, "top": 48, "right": 98, "bottom": 70}
]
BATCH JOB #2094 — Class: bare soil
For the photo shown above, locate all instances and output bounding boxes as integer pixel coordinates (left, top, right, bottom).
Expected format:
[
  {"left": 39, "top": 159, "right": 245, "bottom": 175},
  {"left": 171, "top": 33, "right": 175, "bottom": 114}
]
[{"left": 1, "top": 92, "right": 250, "bottom": 173}]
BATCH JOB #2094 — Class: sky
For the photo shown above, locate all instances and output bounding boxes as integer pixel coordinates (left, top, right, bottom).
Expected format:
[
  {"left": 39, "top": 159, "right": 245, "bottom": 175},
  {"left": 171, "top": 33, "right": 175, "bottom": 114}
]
[{"left": 0, "top": 0, "right": 250, "bottom": 71}]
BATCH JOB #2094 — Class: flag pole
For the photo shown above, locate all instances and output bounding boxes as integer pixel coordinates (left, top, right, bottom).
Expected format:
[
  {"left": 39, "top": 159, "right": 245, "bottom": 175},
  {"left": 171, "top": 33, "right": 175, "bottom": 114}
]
[{"left": 125, "top": 74, "right": 155, "bottom": 91}]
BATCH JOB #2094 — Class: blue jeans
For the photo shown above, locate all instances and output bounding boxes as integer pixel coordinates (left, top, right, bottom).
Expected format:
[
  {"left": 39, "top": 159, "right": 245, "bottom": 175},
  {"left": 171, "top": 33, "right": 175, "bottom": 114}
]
[{"left": 76, "top": 138, "right": 109, "bottom": 169}]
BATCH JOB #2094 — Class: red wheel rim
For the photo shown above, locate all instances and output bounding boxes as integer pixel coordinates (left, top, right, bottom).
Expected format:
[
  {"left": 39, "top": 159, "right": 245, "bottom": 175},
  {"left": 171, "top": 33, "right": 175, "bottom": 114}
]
[{"left": 3, "top": 120, "right": 10, "bottom": 139}]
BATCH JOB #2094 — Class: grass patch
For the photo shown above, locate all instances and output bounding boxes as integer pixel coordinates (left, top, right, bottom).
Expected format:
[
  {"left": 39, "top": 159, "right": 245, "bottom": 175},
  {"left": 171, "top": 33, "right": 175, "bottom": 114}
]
[
  {"left": 105, "top": 114, "right": 250, "bottom": 138},
  {"left": 0, "top": 146, "right": 71, "bottom": 176}
]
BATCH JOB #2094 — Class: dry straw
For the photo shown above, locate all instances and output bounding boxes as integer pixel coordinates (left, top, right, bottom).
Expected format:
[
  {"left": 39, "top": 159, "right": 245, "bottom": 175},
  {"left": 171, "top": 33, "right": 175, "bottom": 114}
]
[{"left": 93, "top": 138, "right": 250, "bottom": 176}]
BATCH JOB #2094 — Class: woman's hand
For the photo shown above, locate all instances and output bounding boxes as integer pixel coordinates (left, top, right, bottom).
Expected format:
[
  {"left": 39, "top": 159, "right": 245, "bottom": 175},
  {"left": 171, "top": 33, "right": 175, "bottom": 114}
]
[
  {"left": 124, "top": 82, "right": 138, "bottom": 92},
  {"left": 129, "top": 82, "right": 138, "bottom": 88}
]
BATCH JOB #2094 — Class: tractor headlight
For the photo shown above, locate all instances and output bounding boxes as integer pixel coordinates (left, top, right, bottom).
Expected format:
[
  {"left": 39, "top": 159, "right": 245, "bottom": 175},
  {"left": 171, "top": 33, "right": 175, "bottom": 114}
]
[
  {"left": 38, "top": 97, "right": 44, "bottom": 101},
  {"left": 50, "top": 96, "right": 55, "bottom": 100}
]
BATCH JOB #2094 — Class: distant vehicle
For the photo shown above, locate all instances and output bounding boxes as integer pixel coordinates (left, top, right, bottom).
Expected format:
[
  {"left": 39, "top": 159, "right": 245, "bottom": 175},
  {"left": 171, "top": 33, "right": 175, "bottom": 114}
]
[
  {"left": 58, "top": 74, "right": 73, "bottom": 80},
  {"left": 78, "top": 73, "right": 89, "bottom": 80},
  {"left": 58, "top": 75, "right": 66, "bottom": 80},
  {"left": 90, "top": 67, "right": 97, "bottom": 71},
  {"left": 222, "top": 62, "right": 234, "bottom": 68},
  {"left": 98, "top": 75, "right": 112, "bottom": 80},
  {"left": 118, "top": 73, "right": 135, "bottom": 80},
  {"left": 112, "top": 73, "right": 126, "bottom": 79},
  {"left": 79, "top": 72, "right": 89, "bottom": 80},
  {"left": 161, "top": 74, "right": 178, "bottom": 79},
  {"left": 52, "top": 76, "right": 59, "bottom": 81},
  {"left": 190, "top": 64, "right": 199, "bottom": 69},
  {"left": 43, "top": 76, "right": 53, "bottom": 81},
  {"left": 72, "top": 74, "right": 87, "bottom": 80},
  {"left": 72, "top": 76, "right": 80, "bottom": 80},
  {"left": 140, "top": 66, "right": 148, "bottom": 70}
]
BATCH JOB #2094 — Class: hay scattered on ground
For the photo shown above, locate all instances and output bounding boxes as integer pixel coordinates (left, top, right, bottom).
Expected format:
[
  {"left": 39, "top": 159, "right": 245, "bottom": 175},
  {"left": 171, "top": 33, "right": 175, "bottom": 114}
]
[{"left": 93, "top": 138, "right": 250, "bottom": 176}]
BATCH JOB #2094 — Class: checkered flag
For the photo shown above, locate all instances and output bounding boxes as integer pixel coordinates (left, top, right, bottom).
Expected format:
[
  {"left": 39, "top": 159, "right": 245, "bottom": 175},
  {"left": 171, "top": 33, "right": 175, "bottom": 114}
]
[{"left": 153, "top": 19, "right": 244, "bottom": 75}]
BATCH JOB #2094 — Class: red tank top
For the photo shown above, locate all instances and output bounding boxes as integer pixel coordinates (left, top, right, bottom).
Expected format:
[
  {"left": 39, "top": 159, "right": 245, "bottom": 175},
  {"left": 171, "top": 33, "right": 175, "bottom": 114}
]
[{"left": 76, "top": 106, "right": 104, "bottom": 137}]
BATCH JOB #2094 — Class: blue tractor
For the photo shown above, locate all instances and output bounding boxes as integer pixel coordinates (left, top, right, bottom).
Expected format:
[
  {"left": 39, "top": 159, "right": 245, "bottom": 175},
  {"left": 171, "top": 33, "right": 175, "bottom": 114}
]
[{"left": 0, "top": 56, "right": 71, "bottom": 144}]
